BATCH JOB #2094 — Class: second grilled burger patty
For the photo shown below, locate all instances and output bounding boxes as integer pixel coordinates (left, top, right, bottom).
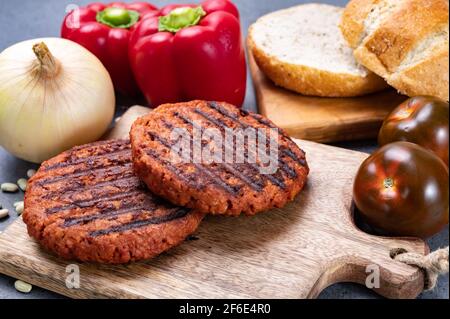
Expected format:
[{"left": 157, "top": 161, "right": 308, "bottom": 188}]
[
  {"left": 22, "top": 139, "right": 204, "bottom": 264},
  {"left": 130, "top": 100, "right": 309, "bottom": 216}
]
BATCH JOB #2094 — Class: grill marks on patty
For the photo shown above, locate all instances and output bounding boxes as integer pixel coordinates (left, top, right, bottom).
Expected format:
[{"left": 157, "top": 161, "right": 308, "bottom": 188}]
[
  {"left": 207, "top": 101, "right": 308, "bottom": 169},
  {"left": 140, "top": 101, "right": 307, "bottom": 198},
  {"left": 172, "top": 110, "right": 286, "bottom": 189},
  {"left": 130, "top": 100, "right": 310, "bottom": 215},
  {"left": 36, "top": 157, "right": 132, "bottom": 187},
  {"left": 89, "top": 207, "right": 191, "bottom": 237},
  {"left": 147, "top": 130, "right": 245, "bottom": 195},
  {"left": 42, "top": 141, "right": 130, "bottom": 172},
  {"left": 23, "top": 139, "right": 205, "bottom": 263},
  {"left": 172, "top": 109, "right": 285, "bottom": 191},
  {"left": 28, "top": 140, "right": 194, "bottom": 237}
]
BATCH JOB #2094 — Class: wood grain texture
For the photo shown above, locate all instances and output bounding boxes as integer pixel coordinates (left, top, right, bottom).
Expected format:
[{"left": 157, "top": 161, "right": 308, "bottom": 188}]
[
  {"left": 0, "top": 107, "right": 428, "bottom": 299},
  {"left": 249, "top": 45, "right": 408, "bottom": 143}
]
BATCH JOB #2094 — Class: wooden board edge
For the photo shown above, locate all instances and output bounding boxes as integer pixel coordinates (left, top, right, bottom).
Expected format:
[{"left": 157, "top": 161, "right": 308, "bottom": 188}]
[
  {"left": 308, "top": 255, "right": 425, "bottom": 299},
  {"left": 0, "top": 108, "right": 430, "bottom": 300},
  {"left": 246, "top": 39, "right": 405, "bottom": 143},
  {"left": 0, "top": 222, "right": 145, "bottom": 299}
]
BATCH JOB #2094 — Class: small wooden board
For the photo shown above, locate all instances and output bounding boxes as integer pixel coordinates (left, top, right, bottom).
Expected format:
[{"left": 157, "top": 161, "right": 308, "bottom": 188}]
[
  {"left": 0, "top": 106, "right": 427, "bottom": 299},
  {"left": 249, "top": 48, "right": 407, "bottom": 143}
]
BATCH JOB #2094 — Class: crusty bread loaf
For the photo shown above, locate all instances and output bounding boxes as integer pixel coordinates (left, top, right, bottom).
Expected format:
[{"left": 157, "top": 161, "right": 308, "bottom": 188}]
[
  {"left": 340, "top": 0, "right": 449, "bottom": 101},
  {"left": 248, "top": 4, "right": 388, "bottom": 97}
]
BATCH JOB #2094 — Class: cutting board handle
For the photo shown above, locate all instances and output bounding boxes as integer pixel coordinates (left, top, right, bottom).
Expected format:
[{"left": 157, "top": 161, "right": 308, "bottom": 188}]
[
  {"left": 312, "top": 241, "right": 427, "bottom": 299},
  {"left": 307, "top": 200, "right": 428, "bottom": 299}
]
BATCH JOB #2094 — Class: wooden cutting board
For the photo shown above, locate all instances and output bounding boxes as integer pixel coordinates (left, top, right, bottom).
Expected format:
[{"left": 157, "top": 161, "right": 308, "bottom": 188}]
[
  {"left": 0, "top": 106, "right": 427, "bottom": 299},
  {"left": 248, "top": 48, "right": 408, "bottom": 143}
]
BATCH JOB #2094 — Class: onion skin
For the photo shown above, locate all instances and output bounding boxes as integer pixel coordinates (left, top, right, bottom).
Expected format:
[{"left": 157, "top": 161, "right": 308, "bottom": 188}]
[{"left": 0, "top": 38, "right": 115, "bottom": 163}]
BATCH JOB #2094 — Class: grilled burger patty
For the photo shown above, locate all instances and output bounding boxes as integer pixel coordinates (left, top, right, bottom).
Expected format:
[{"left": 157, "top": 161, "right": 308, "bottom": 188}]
[
  {"left": 130, "top": 100, "right": 309, "bottom": 216},
  {"left": 22, "top": 139, "right": 204, "bottom": 264}
]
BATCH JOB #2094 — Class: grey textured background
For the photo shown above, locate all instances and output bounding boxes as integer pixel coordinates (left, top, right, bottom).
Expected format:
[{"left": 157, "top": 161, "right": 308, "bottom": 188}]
[{"left": 0, "top": 0, "right": 448, "bottom": 299}]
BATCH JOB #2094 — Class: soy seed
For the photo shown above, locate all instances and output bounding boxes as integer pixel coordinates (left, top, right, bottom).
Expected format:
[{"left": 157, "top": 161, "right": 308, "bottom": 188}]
[
  {"left": 15, "top": 201, "right": 24, "bottom": 215},
  {"left": 17, "top": 178, "right": 27, "bottom": 191},
  {"left": 0, "top": 209, "right": 9, "bottom": 219},
  {"left": 1, "top": 183, "right": 18, "bottom": 193},
  {"left": 14, "top": 280, "right": 32, "bottom": 293},
  {"left": 27, "top": 169, "right": 37, "bottom": 178}
]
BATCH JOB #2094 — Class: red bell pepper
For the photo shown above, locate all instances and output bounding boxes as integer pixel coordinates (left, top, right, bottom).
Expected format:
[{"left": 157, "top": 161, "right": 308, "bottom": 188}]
[
  {"left": 61, "top": 2, "right": 158, "bottom": 96},
  {"left": 129, "top": 0, "right": 246, "bottom": 107}
]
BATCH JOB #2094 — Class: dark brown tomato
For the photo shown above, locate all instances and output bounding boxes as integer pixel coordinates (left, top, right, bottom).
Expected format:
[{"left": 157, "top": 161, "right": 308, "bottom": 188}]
[
  {"left": 353, "top": 142, "right": 449, "bottom": 239},
  {"left": 378, "top": 96, "right": 449, "bottom": 167}
]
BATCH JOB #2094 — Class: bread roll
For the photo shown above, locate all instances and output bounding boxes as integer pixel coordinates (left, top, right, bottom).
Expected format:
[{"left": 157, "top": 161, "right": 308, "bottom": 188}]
[
  {"left": 340, "top": 0, "right": 449, "bottom": 100},
  {"left": 248, "top": 4, "right": 388, "bottom": 97}
]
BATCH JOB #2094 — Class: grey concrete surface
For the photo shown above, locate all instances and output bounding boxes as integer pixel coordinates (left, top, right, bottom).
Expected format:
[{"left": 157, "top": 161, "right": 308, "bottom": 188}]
[{"left": 0, "top": 0, "right": 448, "bottom": 299}]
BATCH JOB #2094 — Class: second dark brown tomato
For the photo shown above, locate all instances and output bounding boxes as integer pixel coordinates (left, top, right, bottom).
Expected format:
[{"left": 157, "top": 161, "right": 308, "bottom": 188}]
[{"left": 378, "top": 96, "right": 449, "bottom": 167}]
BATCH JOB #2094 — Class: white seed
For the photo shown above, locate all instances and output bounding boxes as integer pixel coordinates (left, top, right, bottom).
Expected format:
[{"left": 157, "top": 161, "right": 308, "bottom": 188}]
[
  {"left": 14, "top": 280, "right": 32, "bottom": 293},
  {"left": 0, "top": 208, "right": 9, "bottom": 219},
  {"left": 15, "top": 201, "right": 24, "bottom": 215},
  {"left": 26, "top": 169, "right": 37, "bottom": 178},
  {"left": 1, "top": 183, "right": 19, "bottom": 193},
  {"left": 17, "top": 178, "right": 28, "bottom": 191}
]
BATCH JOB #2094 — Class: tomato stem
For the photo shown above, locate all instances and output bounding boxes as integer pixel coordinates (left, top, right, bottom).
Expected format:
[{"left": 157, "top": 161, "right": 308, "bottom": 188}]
[{"left": 383, "top": 177, "right": 394, "bottom": 188}]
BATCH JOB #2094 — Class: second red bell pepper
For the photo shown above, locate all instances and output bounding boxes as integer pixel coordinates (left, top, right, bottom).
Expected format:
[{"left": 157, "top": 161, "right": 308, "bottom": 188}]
[
  {"left": 129, "top": 0, "right": 247, "bottom": 107},
  {"left": 62, "top": 2, "right": 158, "bottom": 96}
]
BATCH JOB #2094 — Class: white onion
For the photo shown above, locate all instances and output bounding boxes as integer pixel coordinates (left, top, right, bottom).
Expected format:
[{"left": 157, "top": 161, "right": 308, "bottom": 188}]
[{"left": 0, "top": 38, "right": 115, "bottom": 163}]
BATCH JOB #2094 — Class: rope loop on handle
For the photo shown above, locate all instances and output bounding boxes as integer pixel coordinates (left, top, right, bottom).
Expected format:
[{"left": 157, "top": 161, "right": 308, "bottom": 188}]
[{"left": 392, "top": 246, "right": 449, "bottom": 291}]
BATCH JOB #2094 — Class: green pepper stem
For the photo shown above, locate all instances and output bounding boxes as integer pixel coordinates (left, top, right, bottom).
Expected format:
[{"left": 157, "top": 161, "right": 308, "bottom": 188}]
[
  {"left": 97, "top": 7, "right": 140, "bottom": 29},
  {"left": 158, "top": 6, "right": 206, "bottom": 33}
]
